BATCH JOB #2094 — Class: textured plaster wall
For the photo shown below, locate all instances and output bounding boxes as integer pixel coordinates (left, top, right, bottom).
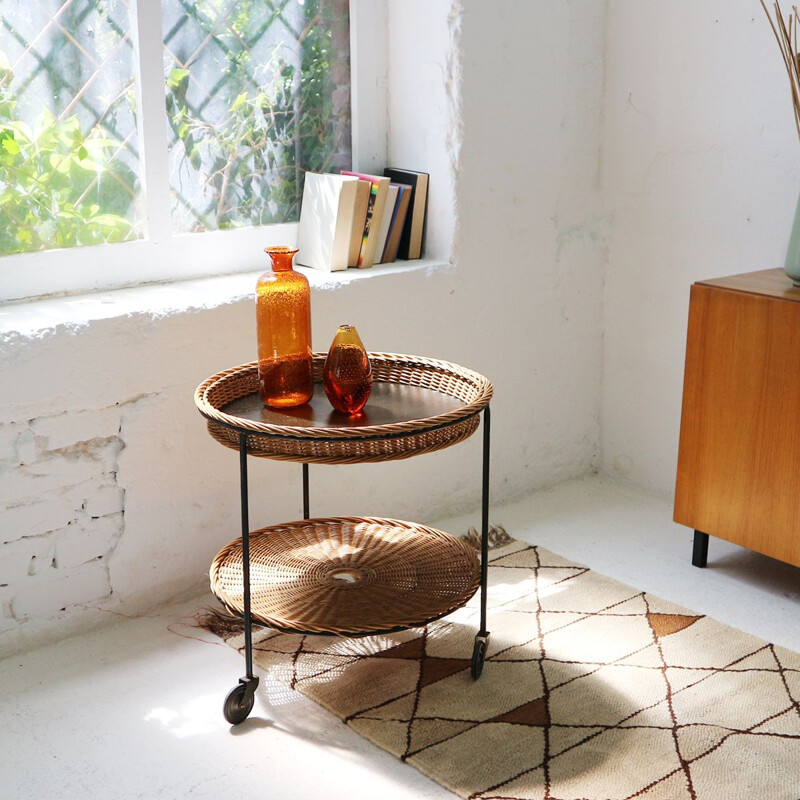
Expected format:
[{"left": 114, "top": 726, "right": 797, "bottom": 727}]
[
  {"left": 453, "top": 0, "right": 607, "bottom": 492},
  {"left": 600, "top": 0, "right": 799, "bottom": 495},
  {"left": 0, "top": 0, "right": 608, "bottom": 657}
]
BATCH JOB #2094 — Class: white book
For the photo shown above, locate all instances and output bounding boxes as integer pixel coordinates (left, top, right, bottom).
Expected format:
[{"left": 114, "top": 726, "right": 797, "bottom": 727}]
[
  {"left": 373, "top": 184, "right": 399, "bottom": 265},
  {"left": 296, "top": 172, "right": 360, "bottom": 271}
]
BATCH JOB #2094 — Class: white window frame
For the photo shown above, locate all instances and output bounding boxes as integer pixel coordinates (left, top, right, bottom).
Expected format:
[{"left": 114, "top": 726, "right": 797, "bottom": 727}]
[{"left": 0, "top": 0, "right": 387, "bottom": 304}]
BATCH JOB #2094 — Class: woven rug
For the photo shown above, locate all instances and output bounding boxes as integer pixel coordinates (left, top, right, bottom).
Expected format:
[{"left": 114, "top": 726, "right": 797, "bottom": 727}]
[{"left": 207, "top": 538, "right": 800, "bottom": 800}]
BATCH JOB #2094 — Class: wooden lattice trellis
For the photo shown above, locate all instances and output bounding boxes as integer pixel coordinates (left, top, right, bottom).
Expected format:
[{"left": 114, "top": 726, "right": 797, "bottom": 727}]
[
  {"left": 0, "top": 0, "right": 350, "bottom": 245},
  {"left": 161, "top": 0, "right": 351, "bottom": 232}
]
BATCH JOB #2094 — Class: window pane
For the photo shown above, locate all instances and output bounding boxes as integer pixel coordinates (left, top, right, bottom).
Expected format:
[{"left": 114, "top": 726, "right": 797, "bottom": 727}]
[
  {"left": 162, "top": 0, "right": 351, "bottom": 233},
  {"left": 0, "top": 0, "right": 142, "bottom": 256}
]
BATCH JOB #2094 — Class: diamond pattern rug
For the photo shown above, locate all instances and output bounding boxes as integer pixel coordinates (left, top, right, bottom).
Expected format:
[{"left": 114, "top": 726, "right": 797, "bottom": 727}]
[{"left": 217, "top": 539, "right": 800, "bottom": 799}]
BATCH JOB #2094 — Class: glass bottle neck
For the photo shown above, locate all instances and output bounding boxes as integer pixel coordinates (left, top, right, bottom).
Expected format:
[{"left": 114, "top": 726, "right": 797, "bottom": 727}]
[{"left": 264, "top": 248, "right": 297, "bottom": 272}]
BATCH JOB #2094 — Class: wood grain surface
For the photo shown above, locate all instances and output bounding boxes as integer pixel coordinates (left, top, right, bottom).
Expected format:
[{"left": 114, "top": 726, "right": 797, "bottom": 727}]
[
  {"left": 697, "top": 267, "right": 800, "bottom": 302},
  {"left": 674, "top": 278, "right": 800, "bottom": 567}
]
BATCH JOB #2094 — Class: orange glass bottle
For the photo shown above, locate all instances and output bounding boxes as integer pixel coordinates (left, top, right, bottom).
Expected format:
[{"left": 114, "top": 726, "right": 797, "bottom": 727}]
[
  {"left": 323, "top": 324, "right": 373, "bottom": 414},
  {"left": 256, "top": 247, "right": 313, "bottom": 408}
]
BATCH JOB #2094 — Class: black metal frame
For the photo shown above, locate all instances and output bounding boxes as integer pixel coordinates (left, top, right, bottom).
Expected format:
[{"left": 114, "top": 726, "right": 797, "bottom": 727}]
[
  {"left": 222, "top": 405, "right": 492, "bottom": 724},
  {"left": 692, "top": 530, "right": 709, "bottom": 568}
]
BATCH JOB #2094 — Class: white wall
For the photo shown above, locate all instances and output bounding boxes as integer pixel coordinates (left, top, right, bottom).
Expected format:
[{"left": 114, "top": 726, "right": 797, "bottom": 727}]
[
  {"left": 600, "top": 0, "right": 799, "bottom": 494},
  {"left": 452, "top": 0, "right": 607, "bottom": 493},
  {"left": 0, "top": 1, "right": 608, "bottom": 657}
]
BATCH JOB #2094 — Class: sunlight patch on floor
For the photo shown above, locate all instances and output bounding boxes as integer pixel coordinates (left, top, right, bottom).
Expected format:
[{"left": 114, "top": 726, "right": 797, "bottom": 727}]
[{"left": 144, "top": 695, "right": 223, "bottom": 739}]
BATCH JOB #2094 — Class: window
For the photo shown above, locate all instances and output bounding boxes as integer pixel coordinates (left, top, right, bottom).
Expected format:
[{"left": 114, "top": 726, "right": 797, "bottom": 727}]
[
  {"left": 0, "top": 0, "right": 383, "bottom": 303},
  {"left": 0, "top": 0, "right": 143, "bottom": 254},
  {"left": 161, "top": 0, "right": 351, "bottom": 233}
]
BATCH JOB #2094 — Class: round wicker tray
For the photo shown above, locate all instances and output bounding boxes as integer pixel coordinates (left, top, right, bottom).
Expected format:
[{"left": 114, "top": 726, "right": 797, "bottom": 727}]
[
  {"left": 195, "top": 353, "right": 492, "bottom": 464},
  {"left": 209, "top": 517, "right": 481, "bottom": 636}
]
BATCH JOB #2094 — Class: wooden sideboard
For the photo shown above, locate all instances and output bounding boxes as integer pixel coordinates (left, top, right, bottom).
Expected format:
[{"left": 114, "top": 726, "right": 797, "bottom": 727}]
[{"left": 674, "top": 268, "right": 800, "bottom": 569}]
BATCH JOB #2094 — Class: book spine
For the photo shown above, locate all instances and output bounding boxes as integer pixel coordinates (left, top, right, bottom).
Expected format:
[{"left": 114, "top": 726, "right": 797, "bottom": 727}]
[
  {"left": 381, "top": 185, "right": 405, "bottom": 263},
  {"left": 358, "top": 182, "right": 379, "bottom": 268}
]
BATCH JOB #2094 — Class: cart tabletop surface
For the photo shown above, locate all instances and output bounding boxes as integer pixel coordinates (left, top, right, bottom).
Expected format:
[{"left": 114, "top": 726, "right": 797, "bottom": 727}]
[{"left": 221, "top": 381, "right": 465, "bottom": 431}]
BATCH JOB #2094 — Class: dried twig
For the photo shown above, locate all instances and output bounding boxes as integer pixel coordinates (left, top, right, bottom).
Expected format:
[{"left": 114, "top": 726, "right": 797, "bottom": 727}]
[{"left": 761, "top": 0, "right": 800, "bottom": 142}]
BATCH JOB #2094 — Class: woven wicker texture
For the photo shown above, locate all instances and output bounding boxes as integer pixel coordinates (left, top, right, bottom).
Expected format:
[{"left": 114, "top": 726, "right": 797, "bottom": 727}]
[
  {"left": 209, "top": 517, "right": 481, "bottom": 636},
  {"left": 195, "top": 353, "right": 493, "bottom": 463}
]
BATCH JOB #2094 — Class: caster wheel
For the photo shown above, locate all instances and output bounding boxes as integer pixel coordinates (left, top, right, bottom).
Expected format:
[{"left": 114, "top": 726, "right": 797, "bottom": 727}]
[
  {"left": 471, "top": 635, "right": 488, "bottom": 680},
  {"left": 224, "top": 682, "right": 254, "bottom": 725}
]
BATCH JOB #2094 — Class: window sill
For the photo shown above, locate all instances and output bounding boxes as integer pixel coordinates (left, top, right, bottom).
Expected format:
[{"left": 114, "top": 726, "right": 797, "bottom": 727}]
[{"left": 0, "top": 259, "right": 452, "bottom": 341}]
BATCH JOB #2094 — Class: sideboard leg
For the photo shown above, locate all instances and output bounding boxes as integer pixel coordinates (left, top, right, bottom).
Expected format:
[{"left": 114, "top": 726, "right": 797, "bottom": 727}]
[
  {"left": 474, "top": 405, "right": 491, "bottom": 680},
  {"left": 302, "top": 463, "right": 310, "bottom": 520},
  {"left": 692, "top": 530, "right": 709, "bottom": 568}
]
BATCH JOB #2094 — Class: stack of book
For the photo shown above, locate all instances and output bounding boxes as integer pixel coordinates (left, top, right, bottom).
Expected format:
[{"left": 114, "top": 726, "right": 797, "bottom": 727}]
[{"left": 295, "top": 167, "right": 429, "bottom": 272}]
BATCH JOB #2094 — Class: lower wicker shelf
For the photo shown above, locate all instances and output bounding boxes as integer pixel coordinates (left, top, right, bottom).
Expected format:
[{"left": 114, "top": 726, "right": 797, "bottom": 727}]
[{"left": 210, "top": 516, "right": 481, "bottom": 637}]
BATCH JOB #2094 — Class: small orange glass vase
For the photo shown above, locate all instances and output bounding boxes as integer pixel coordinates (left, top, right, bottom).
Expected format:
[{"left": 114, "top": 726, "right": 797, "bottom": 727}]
[
  {"left": 256, "top": 247, "right": 313, "bottom": 408},
  {"left": 323, "top": 325, "right": 373, "bottom": 414}
]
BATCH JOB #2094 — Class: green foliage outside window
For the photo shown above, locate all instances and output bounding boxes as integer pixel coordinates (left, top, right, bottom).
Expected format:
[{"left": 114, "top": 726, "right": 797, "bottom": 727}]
[
  {"left": 0, "top": 68, "right": 137, "bottom": 255},
  {"left": 163, "top": 0, "right": 351, "bottom": 232},
  {"left": 0, "top": 0, "right": 141, "bottom": 257},
  {"left": 0, "top": 0, "right": 350, "bottom": 256}
]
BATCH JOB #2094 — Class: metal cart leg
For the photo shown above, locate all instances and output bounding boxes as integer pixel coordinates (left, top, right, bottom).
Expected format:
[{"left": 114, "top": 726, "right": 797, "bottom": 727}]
[
  {"left": 303, "top": 463, "right": 310, "bottom": 519},
  {"left": 472, "top": 405, "right": 491, "bottom": 679},
  {"left": 223, "top": 433, "right": 259, "bottom": 724}
]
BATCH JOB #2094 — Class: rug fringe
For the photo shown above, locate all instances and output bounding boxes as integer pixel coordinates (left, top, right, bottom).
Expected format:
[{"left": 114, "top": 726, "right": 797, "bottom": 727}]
[
  {"left": 196, "top": 605, "right": 246, "bottom": 638},
  {"left": 460, "top": 524, "right": 511, "bottom": 551}
]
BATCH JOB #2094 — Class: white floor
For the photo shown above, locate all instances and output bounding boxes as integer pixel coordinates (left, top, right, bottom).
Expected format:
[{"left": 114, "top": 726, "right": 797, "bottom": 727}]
[{"left": 2, "top": 475, "right": 799, "bottom": 800}]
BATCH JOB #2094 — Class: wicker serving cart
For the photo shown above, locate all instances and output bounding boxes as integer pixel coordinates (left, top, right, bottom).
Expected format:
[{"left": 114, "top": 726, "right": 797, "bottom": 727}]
[{"left": 195, "top": 352, "right": 493, "bottom": 724}]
